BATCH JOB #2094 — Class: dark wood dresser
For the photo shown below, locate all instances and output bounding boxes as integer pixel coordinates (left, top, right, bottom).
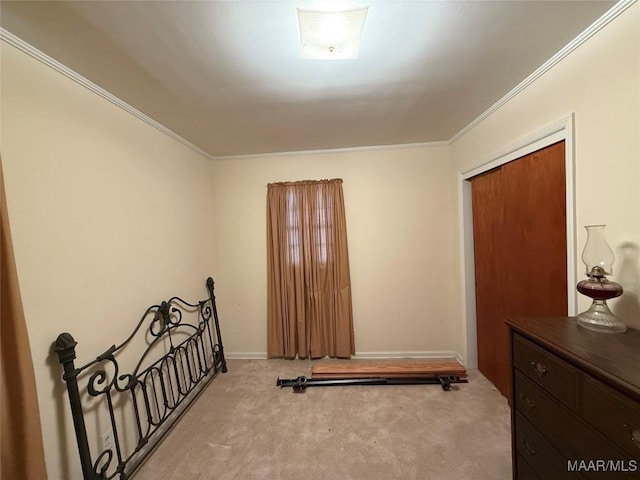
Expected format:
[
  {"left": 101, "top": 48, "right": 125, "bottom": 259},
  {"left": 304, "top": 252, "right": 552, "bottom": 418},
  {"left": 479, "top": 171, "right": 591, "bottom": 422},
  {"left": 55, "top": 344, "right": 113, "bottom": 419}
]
[{"left": 506, "top": 317, "right": 640, "bottom": 479}]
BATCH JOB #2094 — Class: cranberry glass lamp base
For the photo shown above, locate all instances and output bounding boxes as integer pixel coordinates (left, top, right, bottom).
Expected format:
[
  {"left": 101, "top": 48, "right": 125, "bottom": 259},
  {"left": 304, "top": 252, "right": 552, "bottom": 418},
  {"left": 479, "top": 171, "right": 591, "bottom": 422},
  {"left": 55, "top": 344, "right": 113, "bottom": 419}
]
[{"left": 577, "top": 278, "right": 625, "bottom": 333}]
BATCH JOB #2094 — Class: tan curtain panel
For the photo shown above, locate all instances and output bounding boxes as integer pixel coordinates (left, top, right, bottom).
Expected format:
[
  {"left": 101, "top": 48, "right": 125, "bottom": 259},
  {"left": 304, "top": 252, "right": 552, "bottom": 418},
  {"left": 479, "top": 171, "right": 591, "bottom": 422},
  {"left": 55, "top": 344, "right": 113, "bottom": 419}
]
[
  {"left": 267, "top": 179, "right": 354, "bottom": 359},
  {"left": 1, "top": 159, "right": 48, "bottom": 480}
]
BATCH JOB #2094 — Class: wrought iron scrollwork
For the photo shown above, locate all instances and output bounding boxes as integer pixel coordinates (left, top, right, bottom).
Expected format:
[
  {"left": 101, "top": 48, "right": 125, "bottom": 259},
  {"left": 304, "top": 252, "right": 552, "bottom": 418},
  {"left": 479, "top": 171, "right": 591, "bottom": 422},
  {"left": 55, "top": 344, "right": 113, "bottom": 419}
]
[{"left": 55, "top": 277, "right": 227, "bottom": 480}]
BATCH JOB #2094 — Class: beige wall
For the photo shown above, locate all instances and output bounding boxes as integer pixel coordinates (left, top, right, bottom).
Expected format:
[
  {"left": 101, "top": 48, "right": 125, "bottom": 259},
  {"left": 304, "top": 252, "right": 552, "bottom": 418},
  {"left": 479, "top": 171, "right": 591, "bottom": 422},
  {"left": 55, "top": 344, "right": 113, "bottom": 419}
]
[
  {"left": 212, "top": 145, "right": 459, "bottom": 357},
  {"left": 450, "top": 3, "right": 640, "bottom": 358},
  {"left": 1, "top": 43, "right": 215, "bottom": 479}
]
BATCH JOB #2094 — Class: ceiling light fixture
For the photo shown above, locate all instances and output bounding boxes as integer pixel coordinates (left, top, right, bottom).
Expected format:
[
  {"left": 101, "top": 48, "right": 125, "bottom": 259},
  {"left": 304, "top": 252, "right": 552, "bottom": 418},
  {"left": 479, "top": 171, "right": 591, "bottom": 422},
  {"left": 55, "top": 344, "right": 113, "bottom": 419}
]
[{"left": 297, "top": 6, "right": 368, "bottom": 60}]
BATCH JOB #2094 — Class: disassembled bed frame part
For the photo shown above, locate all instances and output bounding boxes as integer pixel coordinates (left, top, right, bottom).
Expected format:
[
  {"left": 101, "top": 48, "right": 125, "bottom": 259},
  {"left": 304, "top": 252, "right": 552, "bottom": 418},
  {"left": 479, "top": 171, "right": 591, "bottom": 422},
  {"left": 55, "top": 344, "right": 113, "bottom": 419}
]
[
  {"left": 277, "top": 374, "right": 468, "bottom": 393},
  {"left": 277, "top": 361, "right": 468, "bottom": 393},
  {"left": 310, "top": 361, "right": 467, "bottom": 379}
]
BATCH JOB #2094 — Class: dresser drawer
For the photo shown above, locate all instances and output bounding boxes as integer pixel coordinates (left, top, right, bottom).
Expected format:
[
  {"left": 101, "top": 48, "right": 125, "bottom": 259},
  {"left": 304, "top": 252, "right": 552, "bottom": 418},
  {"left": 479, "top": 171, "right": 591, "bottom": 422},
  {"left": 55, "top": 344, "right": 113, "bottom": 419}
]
[
  {"left": 515, "top": 413, "right": 584, "bottom": 479},
  {"left": 515, "top": 370, "right": 630, "bottom": 479},
  {"left": 513, "top": 333, "right": 578, "bottom": 409},
  {"left": 582, "top": 374, "right": 640, "bottom": 459}
]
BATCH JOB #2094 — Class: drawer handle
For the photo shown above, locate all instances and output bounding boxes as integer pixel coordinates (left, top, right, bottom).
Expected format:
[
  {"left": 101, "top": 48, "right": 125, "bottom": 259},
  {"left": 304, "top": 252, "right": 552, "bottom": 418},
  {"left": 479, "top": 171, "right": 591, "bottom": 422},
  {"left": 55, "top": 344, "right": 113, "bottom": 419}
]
[
  {"left": 623, "top": 424, "right": 640, "bottom": 449},
  {"left": 519, "top": 393, "right": 537, "bottom": 410},
  {"left": 530, "top": 360, "right": 548, "bottom": 377}
]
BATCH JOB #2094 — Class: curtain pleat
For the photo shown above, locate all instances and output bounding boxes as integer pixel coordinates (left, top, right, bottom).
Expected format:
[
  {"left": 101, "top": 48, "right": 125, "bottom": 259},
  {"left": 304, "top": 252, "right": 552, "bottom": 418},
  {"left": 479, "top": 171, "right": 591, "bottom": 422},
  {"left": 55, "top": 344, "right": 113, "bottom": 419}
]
[
  {"left": 0, "top": 158, "right": 48, "bottom": 479},
  {"left": 267, "top": 179, "right": 354, "bottom": 359}
]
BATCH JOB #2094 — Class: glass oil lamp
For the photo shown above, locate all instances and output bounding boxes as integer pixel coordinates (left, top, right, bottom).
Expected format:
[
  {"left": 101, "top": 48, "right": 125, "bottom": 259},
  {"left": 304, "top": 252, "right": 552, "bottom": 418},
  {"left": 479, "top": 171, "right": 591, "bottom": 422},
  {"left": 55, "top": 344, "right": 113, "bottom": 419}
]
[{"left": 576, "top": 225, "right": 626, "bottom": 333}]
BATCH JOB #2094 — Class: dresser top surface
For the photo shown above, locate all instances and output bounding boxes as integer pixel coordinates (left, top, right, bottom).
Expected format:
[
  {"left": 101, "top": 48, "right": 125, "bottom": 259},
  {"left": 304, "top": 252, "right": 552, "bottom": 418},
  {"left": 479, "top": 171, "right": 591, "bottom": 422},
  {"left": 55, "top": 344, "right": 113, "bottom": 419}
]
[{"left": 506, "top": 316, "right": 640, "bottom": 400}]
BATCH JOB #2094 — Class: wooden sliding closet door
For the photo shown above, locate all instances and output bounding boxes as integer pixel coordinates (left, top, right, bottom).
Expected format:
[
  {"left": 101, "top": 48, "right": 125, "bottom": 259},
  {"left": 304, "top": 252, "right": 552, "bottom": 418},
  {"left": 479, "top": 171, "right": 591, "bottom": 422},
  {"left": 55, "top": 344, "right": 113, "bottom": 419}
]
[
  {"left": 472, "top": 141, "right": 568, "bottom": 398},
  {"left": 471, "top": 167, "right": 504, "bottom": 389}
]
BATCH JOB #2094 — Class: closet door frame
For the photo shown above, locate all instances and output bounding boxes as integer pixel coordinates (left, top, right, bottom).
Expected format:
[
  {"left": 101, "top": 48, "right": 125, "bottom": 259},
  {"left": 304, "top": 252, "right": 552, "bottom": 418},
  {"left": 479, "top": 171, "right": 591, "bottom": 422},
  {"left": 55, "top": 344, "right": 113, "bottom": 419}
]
[{"left": 459, "top": 114, "right": 577, "bottom": 369}]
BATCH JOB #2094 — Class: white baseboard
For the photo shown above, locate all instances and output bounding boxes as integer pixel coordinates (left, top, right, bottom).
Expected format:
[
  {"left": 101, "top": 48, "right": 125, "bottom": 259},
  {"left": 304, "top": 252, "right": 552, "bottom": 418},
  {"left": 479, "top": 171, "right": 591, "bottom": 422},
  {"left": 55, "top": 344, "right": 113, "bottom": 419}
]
[
  {"left": 224, "top": 352, "right": 269, "bottom": 359},
  {"left": 224, "top": 350, "right": 465, "bottom": 363},
  {"left": 354, "top": 350, "right": 458, "bottom": 359}
]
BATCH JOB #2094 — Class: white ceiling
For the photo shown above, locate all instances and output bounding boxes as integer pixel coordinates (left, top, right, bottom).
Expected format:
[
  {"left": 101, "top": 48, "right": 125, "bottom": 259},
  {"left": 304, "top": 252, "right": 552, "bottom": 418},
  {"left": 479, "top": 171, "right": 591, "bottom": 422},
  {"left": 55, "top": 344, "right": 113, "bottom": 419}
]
[{"left": 0, "top": 1, "right": 617, "bottom": 158}]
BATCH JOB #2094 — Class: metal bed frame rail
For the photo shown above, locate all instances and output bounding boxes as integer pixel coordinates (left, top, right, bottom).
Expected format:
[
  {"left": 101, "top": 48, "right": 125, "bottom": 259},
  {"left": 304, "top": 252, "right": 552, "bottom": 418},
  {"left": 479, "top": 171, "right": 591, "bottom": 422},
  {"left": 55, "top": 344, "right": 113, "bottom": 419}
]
[{"left": 54, "top": 277, "right": 227, "bottom": 480}]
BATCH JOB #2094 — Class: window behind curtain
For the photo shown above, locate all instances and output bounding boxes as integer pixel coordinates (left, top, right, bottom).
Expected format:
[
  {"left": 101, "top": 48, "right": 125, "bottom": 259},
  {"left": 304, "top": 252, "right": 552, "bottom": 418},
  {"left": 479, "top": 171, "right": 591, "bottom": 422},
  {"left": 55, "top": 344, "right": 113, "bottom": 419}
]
[
  {"left": 286, "top": 188, "right": 333, "bottom": 265},
  {"left": 267, "top": 179, "right": 354, "bottom": 359}
]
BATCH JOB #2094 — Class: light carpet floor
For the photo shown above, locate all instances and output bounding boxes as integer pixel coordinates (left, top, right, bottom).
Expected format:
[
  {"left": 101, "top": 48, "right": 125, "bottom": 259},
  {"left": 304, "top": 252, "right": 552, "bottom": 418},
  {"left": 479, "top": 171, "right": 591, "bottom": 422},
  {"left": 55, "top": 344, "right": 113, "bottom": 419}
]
[{"left": 135, "top": 359, "right": 512, "bottom": 480}]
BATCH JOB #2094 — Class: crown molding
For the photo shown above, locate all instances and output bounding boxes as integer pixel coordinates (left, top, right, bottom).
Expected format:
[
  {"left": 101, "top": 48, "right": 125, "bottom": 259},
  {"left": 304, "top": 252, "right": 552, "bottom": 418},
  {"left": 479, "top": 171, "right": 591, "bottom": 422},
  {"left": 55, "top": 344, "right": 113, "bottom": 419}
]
[
  {"left": 449, "top": 0, "right": 637, "bottom": 144},
  {"left": 0, "top": 28, "right": 214, "bottom": 161}
]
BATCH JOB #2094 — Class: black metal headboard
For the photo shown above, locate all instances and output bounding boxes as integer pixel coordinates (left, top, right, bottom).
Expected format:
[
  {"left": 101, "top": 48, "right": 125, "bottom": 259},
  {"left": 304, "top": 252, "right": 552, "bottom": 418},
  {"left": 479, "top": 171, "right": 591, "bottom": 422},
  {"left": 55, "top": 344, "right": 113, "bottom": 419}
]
[{"left": 54, "top": 277, "right": 227, "bottom": 480}]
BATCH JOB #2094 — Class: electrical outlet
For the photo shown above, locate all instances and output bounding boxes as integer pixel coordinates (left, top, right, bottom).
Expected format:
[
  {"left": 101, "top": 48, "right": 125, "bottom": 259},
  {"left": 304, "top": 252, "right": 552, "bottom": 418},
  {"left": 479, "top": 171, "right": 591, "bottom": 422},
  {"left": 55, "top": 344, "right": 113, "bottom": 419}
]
[{"left": 102, "top": 429, "right": 113, "bottom": 452}]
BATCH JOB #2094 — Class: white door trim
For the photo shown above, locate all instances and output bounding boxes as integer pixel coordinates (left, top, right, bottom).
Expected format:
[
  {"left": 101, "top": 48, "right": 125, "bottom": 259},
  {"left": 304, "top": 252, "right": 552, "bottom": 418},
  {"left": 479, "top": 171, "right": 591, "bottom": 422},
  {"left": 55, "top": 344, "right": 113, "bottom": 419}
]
[{"left": 458, "top": 114, "right": 577, "bottom": 369}]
